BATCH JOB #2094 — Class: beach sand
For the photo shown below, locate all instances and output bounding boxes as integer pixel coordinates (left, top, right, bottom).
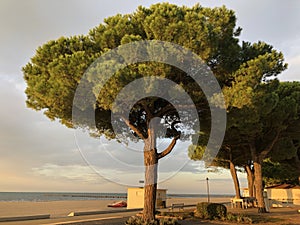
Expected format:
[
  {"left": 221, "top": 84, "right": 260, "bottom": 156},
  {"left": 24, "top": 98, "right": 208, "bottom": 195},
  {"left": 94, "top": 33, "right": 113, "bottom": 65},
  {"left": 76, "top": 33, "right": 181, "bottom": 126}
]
[{"left": 0, "top": 197, "right": 230, "bottom": 218}]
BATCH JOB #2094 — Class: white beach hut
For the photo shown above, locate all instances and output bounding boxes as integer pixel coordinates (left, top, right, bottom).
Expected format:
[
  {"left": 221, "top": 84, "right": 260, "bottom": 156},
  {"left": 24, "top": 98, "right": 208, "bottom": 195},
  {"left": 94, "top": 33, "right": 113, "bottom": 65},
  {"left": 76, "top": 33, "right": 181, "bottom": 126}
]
[
  {"left": 266, "top": 184, "right": 300, "bottom": 207},
  {"left": 127, "top": 187, "right": 167, "bottom": 209}
]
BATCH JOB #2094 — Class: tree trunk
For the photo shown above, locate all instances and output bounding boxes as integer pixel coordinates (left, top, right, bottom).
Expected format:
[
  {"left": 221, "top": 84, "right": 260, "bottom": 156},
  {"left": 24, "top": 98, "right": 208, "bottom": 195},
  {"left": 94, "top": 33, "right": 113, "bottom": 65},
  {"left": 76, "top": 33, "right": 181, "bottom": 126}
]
[
  {"left": 253, "top": 159, "right": 267, "bottom": 213},
  {"left": 245, "top": 164, "right": 254, "bottom": 197},
  {"left": 250, "top": 144, "right": 267, "bottom": 213},
  {"left": 229, "top": 161, "right": 241, "bottom": 199},
  {"left": 143, "top": 127, "right": 158, "bottom": 222},
  {"left": 127, "top": 117, "right": 178, "bottom": 222},
  {"left": 295, "top": 156, "right": 300, "bottom": 185}
]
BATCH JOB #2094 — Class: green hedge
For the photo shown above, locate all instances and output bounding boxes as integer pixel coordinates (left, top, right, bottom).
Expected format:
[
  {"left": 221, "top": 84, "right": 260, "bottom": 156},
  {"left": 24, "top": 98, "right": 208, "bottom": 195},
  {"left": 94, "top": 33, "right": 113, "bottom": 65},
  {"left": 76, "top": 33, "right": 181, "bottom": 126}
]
[{"left": 195, "top": 202, "right": 227, "bottom": 219}]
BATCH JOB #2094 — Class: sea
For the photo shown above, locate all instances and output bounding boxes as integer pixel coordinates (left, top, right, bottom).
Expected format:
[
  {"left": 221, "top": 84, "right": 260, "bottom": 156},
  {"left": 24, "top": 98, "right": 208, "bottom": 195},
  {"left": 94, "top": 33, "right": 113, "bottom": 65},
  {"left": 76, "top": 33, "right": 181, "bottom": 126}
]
[{"left": 0, "top": 192, "right": 231, "bottom": 202}]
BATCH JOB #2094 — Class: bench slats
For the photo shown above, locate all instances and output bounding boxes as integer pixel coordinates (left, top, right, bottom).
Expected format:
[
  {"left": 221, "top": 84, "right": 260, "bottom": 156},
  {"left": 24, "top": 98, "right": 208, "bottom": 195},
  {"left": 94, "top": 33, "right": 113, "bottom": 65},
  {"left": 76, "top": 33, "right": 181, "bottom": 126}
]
[{"left": 169, "top": 203, "right": 184, "bottom": 211}]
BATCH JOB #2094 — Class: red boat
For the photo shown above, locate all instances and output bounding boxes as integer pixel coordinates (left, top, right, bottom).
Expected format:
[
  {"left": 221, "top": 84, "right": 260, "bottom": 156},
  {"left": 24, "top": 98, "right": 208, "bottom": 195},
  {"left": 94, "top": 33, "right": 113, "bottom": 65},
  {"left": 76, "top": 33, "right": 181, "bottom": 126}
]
[{"left": 107, "top": 200, "right": 127, "bottom": 207}]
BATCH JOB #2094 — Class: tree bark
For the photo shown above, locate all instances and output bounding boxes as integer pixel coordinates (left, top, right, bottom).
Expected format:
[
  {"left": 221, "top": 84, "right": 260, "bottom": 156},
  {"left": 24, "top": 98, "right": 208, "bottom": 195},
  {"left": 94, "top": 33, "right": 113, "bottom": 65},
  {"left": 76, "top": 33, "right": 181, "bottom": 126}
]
[
  {"left": 143, "top": 127, "right": 158, "bottom": 222},
  {"left": 245, "top": 164, "right": 254, "bottom": 197},
  {"left": 253, "top": 159, "right": 267, "bottom": 213},
  {"left": 143, "top": 150, "right": 158, "bottom": 222},
  {"left": 123, "top": 116, "right": 178, "bottom": 222},
  {"left": 229, "top": 161, "right": 241, "bottom": 199},
  {"left": 250, "top": 144, "right": 267, "bottom": 213}
]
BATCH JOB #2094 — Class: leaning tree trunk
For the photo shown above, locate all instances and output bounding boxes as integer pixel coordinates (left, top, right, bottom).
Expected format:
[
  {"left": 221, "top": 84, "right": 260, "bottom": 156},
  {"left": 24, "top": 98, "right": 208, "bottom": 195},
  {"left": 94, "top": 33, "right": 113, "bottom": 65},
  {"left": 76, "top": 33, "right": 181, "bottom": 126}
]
[
  {"left": 253, "top": 158, "right": 267, "bottom": 213},
  {"left": 250, "top": 144, "right": 267, "bottom": 213},
  {"left": 250, "top": 132, "right": 280, "bottom": 213},
  {"left": 245, "top": 164, "right": 254, "bottom": 197},
  {"left": 229, "top": 161, "right": 241, "bottom": 199},
  {"left": 143, "top": 127, "right": 158, "bottom": 222}
]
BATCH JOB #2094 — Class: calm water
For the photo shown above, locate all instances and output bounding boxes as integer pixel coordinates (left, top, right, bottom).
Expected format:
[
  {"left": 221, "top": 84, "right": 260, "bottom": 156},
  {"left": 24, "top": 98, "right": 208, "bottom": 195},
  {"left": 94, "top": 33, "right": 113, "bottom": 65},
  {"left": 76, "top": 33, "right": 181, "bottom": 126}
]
[
  {"left": 0, "top": 192, "right": 127, "bottom": 202},
  {"left": 0, "top": 192, "right": 231, "bottom": 202}
]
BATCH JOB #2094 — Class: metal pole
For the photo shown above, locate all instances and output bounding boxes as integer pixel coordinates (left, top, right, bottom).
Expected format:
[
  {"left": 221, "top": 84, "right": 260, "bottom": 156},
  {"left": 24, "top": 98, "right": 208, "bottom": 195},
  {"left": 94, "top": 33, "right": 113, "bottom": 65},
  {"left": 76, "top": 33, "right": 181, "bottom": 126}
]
[{"left": 206, "top": 177, "right": 210, "bottom": 203}]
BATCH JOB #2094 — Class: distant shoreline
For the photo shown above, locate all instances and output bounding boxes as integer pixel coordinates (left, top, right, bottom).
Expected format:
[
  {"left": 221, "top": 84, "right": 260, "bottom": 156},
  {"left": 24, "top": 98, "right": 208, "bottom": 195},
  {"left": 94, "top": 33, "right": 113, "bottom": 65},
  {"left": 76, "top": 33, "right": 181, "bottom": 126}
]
[{"left": 0, "top": 192, "right": 234, "bottom": 202}]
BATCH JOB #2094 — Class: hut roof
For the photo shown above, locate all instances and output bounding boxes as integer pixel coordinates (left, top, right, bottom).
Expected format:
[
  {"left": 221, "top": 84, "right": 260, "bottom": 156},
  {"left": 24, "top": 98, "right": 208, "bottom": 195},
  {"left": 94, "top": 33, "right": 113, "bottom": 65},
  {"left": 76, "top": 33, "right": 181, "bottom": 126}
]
[{"left": 266, "top": 184, "right": 300, "bottom": 189}]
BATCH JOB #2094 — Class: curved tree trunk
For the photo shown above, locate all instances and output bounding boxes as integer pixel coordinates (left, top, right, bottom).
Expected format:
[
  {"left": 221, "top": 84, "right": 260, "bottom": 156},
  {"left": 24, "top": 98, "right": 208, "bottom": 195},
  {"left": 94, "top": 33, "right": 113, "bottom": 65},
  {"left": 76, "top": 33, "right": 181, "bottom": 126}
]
[
  {"left": 245, "top": 164, "right": 254, "bottom": 197},
  {"left": 229, "top": 161, "right": 241, "bottom": 199},
  {"left": 249, "top": 131, "right": 280, "bottom": 213}
]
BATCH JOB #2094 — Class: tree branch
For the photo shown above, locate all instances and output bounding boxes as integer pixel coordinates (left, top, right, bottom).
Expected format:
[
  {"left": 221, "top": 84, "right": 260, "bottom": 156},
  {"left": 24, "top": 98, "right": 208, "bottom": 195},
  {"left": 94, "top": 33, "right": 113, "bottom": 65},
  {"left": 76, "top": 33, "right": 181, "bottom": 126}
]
[
  {"left": 140, "top": 102, "right": 153, "bottom": 120},
  {"left": 121, "top": 116, "right": 146, "bottom": 140},
  {"left": 154, "top": 104, "right": 176, "bottom": 118},
  {"left": 249, "top": 141, "right": 257, "bottom": 160},
  {"left": 157, "top": 135, "right": 180, "bottom": 160},
  {"left": 261, "top": 129, "right": 281, "bottom": 159}
]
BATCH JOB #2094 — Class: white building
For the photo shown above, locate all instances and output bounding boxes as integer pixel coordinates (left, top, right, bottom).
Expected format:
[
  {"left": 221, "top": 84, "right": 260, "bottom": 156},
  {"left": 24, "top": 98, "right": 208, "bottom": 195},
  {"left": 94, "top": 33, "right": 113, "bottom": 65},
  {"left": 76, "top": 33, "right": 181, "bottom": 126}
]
[
  {"left": 127, "top": 187, "right": 167, "bottom": 209},
  {"left": 266, "top": 184, "right": 300, "bottom": 207}
]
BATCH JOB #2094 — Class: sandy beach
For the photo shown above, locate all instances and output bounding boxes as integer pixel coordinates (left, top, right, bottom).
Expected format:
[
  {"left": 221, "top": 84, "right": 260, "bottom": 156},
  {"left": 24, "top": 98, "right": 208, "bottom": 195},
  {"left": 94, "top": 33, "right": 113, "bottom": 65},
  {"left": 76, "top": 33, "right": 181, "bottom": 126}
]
[
  {"left": 0, "top": 197, "right": 230, "bottom": 218},
  {"left": 1, "top": 197, "right": 299, "bottom": 225}
]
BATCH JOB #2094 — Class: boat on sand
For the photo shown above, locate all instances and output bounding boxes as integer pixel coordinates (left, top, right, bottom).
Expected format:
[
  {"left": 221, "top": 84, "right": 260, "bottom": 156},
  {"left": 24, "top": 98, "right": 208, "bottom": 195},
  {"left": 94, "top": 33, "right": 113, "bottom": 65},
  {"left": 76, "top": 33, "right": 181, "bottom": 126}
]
[{"left": 107, "top": 200, "right": 127, "bottom": 207}]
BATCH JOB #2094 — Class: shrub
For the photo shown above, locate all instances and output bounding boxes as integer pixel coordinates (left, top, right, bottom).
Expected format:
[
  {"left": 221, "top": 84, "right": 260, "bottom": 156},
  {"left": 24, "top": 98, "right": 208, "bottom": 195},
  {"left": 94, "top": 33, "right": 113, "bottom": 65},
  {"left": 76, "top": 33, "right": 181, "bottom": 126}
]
[
  {"left": 195, "top": 202, "right": 210, "bottom": 219},
  {"left": 210, "top": 203, "right": 227, "bottom": 218},
  {"left": 195, "top": 202, "right": 227, "bottom": 219},
  {"left": 125, "top": 216, "right": 157, "bottom": 225}
]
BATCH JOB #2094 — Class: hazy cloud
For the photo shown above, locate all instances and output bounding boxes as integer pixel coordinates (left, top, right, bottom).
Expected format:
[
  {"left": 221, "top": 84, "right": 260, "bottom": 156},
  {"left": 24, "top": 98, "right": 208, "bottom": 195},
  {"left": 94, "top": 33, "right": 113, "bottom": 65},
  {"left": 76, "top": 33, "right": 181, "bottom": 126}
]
[{"left": 32, "top": 163, "right": 106, "bottom": 184}]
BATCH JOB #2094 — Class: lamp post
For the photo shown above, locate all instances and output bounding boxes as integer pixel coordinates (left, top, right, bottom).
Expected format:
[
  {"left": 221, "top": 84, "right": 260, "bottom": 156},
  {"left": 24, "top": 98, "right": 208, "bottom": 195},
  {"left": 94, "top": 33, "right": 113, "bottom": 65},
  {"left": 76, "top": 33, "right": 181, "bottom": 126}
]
[
  {"left": 206, "top": 177, "right": 210, "bottom": 203},
  {"left": 139, "top": 180, "right": 144, "bottom": 188}
]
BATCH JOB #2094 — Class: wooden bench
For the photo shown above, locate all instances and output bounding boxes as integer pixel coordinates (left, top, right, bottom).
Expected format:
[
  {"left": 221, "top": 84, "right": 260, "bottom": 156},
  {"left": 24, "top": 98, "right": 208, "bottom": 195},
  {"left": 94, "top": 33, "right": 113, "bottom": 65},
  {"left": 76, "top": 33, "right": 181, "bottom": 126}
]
[
  {"left": 231, "top": 198, "right": 247, "bottom": 209},
  {"left": 169, "top": 203, "right": 184, "bottom": 212}
]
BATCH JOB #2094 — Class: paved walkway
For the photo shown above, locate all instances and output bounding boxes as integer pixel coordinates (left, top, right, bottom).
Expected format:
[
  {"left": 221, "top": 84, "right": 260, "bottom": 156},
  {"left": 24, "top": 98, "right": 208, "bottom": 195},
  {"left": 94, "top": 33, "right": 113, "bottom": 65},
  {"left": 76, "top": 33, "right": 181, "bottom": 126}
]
[
  {"left": 1, "top": 205, "right": 299, "bottom": 225},
  {"left": 0, "top": 211, "right": 136, "bottom": 225}
]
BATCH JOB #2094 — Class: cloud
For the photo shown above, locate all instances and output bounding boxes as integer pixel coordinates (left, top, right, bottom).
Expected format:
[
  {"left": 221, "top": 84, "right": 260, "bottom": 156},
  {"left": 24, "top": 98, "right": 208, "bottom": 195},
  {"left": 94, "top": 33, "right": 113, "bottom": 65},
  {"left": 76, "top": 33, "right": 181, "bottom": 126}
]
[
  {"left": 75, "top": 132, "right": 199, "bottom": 172},
  {"left": 0, "top": 75, "right": 203, "bottom": 189},
  {"left": 32, "top": 163, "right": 105, "bottom": 184},
  {"left": 279, "top": 54, "right": 300, "bottom": 81},
  {"left": 0, "top": 76, "right": 85, "bottom": 172}
]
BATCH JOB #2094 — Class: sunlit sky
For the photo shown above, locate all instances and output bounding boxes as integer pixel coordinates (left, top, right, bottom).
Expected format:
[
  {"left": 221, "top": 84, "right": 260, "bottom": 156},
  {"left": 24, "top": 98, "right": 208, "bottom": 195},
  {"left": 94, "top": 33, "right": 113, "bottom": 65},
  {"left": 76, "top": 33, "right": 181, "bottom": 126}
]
[{"left": 0, "top": 0, "right": 299, "bottom": 194}]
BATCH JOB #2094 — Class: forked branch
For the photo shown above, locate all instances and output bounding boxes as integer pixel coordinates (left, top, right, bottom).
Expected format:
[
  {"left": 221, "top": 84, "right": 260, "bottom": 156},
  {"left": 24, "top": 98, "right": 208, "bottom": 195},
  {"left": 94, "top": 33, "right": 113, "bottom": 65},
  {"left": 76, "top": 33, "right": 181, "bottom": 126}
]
[
  {"left": 157, "top": 135, "right": 180, "bottom": 159},
  {"left": 261, "top": 129, "right": 281, "bottom": 158}
]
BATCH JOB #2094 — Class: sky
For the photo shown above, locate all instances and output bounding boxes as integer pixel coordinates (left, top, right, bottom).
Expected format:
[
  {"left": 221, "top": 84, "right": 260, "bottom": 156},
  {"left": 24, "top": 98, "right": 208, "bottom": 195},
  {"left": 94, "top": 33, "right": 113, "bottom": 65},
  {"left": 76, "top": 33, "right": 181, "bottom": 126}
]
[{"left": 0, "top": 0, "right": 300, "bottom": 195}]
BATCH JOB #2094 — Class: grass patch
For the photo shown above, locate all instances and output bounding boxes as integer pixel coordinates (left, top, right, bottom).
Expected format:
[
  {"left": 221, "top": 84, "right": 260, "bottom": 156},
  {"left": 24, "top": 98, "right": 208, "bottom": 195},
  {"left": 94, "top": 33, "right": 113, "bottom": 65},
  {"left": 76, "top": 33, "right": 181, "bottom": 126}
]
[
  {"left": 159, "top": 210, "right": 286, "bottom": 224},
  {"left": 248, "top": 214, "right": 283, "bottom": 223}
]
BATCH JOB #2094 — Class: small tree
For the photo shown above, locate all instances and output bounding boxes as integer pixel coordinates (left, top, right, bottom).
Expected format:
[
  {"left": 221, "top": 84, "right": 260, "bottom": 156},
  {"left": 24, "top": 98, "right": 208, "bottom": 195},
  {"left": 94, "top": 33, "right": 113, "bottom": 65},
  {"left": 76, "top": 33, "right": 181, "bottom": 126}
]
[
  {"left": 263, "top": 109, "right": 300, "bottom": 186},
  {"left": 223, "top": 80, "right": 300, "bottom": 212},
  {"left": 189, "top": 128, "right": 253, "bottom": 200},
  {"left": 191, "top": 41, "right": 293, "bottom": 212},
  {"left": 263, "top": 159, "right": 299, "bottom": 186}
]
